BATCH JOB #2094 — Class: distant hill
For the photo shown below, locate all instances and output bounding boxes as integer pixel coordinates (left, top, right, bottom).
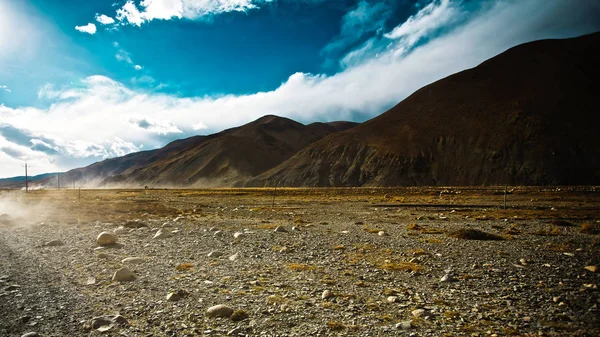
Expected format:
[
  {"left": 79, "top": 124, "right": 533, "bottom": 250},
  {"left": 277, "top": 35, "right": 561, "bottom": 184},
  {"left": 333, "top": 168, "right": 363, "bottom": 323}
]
[
  {"left": 59, "top": 116, "right": 357, "bottom": 187},
  {"left": 0, "top": 173, "right": 57, "bottom": 189},
  {"left": 248, "top": 33, "right": 600, "bottom": 186},
  {"left": 4, "top": 33, "right": 599, "bottom": 189}
]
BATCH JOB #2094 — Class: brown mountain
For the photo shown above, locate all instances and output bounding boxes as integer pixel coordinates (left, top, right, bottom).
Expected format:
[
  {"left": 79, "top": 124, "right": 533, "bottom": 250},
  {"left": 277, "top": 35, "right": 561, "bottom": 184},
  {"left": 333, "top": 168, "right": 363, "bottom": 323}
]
[
  {"left": 247, "top": 33, "right": 600, "bottom": 186},
  {"left": 61, "top": 116, "right": 357, "bottom": 187}
]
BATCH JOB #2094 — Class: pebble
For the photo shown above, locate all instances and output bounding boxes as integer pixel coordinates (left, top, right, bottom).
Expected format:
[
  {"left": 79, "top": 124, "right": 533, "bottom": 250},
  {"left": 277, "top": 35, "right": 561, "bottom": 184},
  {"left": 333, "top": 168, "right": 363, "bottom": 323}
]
[
  {"left": 42, "top": 240, "right": 64, "bottom": 247},
  {"left": 322, "top": 290, "right": 334, "bottom": 300},
  {"left": 112, "top": 267, "right": 135, "bottom": 282},
  {"left": 411, "top": 309, "right": 425, "bottom": 318},
  {"left": 233, "top": 232, "right": 245, "bottom": 239},
  {"left": 396, "top": 321, "right": 412, "bottom": 330},
  {"left": 214, "top": 230, "right": 223, "bottom": 237},
  {"left": 153, "top": 229, "right": 171, "bottom": 239},
  {"left": 378, "top": 231, "right": 388, "bottom": 236},
  {"left": 21, "top": 333, "right": 40, "bottom": 337},
  {"left": 387, "top": 296, "right": 398, "bottom": 303},
  {"left": 274, "top": 226, "right": 288, "bottom": 233},
  {"left": 96, "top": 232, "right": 117, "bottom": 246},
  {"left": 585, "top": 265, "right": 597, "bottom": 273},
  {"left": 208, "top": 251, "right": 224, "bottom": 258},
  {"left": 440, "top": 274, "right": 455, "bottom": 282},
  {"left": 113, "top": 226, "right": 126, "bottom": 235},
  {"left": 229, "top": 253, "right": 239, "bottom": 261},
  {"left": 167, "top": 289, "right": 189, "bottom": 301},
  {"left": 122, "top": 257, "right": 145, "bottom": 264},
  {"left": 206, "top": 304, "right": 234, "bottom": 318}
]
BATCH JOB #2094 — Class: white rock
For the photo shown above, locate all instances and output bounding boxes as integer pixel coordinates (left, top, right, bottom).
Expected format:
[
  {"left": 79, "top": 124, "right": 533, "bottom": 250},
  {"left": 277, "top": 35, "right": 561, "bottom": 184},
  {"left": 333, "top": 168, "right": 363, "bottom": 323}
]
[
  {"left": 229, "top": 253, "right": 239, "bottom": 261},
  {"left": 411, "top": 309, "right": 425, "bottom": 318},
  {"left": 396, "top": 321, "right": 412, "bottom": 330},
  {"left": 112, "top": 267, "right": 135, "bottom": 282},
  {"left": 206, "top": 304, "right": 234, "bottom": 318},
  {"left": 96, "top": 232, "right": 117, "bottom": 246},
  {"left": 322, "top": 290, "right": 334, "bottom": 300},
  {"left": 153, "top": 229, "right": 171, "bottom": 239},
  {"left": 233, "top": 232, "right": 245, "bottom": 239},
  {"left": 207, "top": 251, "right": 223, "bottom": 258},
  {"left": 121, "top": 257, "right": 145, "bottom": 264},
  {"left": 387, "top": 296, "right": 398, "bottom": 303},
  {"left": 378, "top": 231, "right": 388, "bottom": 236},
  {"left": 440, "top": 274, "right": 455, "bottom": 282},
  {"left": 113, "top": 226, "right": 126, "bottom": 235},
  {"left": 274, "top": 226, "right": 288, "bottom": 233},
  {"left": 214, "top": 230, "right": 223, "bottom": 237}
]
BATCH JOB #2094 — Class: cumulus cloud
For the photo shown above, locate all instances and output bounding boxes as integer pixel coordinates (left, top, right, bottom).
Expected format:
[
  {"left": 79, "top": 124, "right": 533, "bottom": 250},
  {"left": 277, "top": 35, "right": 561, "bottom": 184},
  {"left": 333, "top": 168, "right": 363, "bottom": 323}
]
[
  {"left": 114, "top": 0, "right": 268, "bottom": 26},
  {"left": 134, "top": 64, "right": 143, "bottom": 70},
  {"left": 95, "top": 14, "right": 116, "bottom": 25},
  {"left": 0, "top": 85, "right": 10, "bottom": 93},
  {"left": 2, "top": 0, "right": 600, "bottom": 178},
  {"left": 75, "top": 23, "right": 97, "bottom": 34}
]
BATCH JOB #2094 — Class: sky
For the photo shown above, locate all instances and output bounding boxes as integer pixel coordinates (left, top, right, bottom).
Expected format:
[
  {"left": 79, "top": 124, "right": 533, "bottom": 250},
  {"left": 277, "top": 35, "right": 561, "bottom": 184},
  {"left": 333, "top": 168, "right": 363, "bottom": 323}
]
[{"left": 1, "top": 0, "right": 599, "bottom": 178}]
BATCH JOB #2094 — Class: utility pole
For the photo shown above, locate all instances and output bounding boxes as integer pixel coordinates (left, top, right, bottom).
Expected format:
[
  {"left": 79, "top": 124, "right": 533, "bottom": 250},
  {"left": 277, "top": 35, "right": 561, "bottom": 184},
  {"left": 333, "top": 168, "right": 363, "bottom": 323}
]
[{"left": 24, "top": 163, "right": 29, "bottom": 193}]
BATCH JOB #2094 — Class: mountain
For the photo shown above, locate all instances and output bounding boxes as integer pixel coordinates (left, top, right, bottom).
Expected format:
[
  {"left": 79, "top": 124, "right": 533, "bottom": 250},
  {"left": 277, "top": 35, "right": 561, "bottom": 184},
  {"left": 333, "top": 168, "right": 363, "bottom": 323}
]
[
  {"left": 247, "top": 33, "right": 600, "bottom": 186},
  {"left": 0, "top": 173, "right": 57, "bottom": 189},
  {"left": 60, "top": 116, "right": 357, "bottom": 187}
]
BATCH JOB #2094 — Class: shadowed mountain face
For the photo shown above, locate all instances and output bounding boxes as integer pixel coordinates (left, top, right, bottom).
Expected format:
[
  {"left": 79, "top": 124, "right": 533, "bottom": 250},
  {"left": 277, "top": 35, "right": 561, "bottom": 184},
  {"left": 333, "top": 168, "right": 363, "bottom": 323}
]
[
  {"left": 57, "top": 116, "right": 357, "bottom": 187},
  {"left": 247, "top": 33, "right": 600, "bottom": 187},
  {"left": 3, "top": 33, "right": 598, "bottom": 189}
]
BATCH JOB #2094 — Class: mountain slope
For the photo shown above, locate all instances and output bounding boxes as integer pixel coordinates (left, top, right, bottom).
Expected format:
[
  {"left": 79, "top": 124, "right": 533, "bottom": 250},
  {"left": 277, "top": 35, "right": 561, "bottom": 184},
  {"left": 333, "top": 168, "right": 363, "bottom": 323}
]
[
  {"left": 62, "top": 116, "right": 357, "bottom": 187},
  {"left": 248, "top": 33, "right": 600, "bottom": 186}
]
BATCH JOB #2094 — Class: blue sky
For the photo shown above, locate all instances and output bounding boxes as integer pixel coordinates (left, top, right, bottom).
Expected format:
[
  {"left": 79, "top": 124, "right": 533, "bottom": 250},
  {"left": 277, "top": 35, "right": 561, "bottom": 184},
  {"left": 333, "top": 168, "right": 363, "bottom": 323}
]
[{"left": 1, "top": 0, "right": 599, "bottom": 178}]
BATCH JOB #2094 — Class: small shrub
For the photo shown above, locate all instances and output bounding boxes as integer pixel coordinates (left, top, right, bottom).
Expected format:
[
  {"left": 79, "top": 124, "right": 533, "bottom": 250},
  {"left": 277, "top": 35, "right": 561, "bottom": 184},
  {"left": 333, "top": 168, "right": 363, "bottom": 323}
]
[
  {"left": 327, "top": 321, "right": 346, "bottom": 331},
  {"left": 581, "top": 222, "right": 600, "bottom": 234},
  {"left": 448, "top": 229, "right": 505, "bottom": 240},
  {"left": 407, "top": 223, "right": 423, "bottom": 230},
  {"left": 379, "top": 261, "right": 423, "bottom": 272},
  {"left": 175, "top": 263, "right": 194, "bottom": 271},
  {"left": 230, "top": 309, "right": 249, "bottom": 322}
]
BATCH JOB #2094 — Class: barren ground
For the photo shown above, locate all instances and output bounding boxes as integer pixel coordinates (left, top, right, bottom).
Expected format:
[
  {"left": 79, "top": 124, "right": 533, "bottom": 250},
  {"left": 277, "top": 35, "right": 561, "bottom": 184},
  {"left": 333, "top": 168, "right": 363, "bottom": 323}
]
[{"left": 0, "top": 187, "right": 599, "bottom": 337}]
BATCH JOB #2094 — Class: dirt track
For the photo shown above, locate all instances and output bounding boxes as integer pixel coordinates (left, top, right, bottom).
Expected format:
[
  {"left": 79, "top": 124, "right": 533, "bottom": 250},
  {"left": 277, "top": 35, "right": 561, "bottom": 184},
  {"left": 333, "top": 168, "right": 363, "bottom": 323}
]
[{"left": 0, "top": 187, "right": 599, "bottom": 336}]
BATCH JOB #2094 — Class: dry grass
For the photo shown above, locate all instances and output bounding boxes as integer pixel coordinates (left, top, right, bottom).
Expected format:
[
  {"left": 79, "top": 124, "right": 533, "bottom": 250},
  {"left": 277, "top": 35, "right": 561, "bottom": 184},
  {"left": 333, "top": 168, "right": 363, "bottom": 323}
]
[
  {"left": 533, "top": 226, "right": 561, "bottom": 236},
  {"left": 256, "top": 223, "right": 279, "bottom": 229},
  {"left": 378, "top": 261, "right": 423, "bottom": 272},
  {"left": 287, "top": 263, "right": 316, "bottom": 271},
  {"left": 448, "top": 228, "right": 505, "bottom": 240},
  {"left": 175, "top": 263, "right": 194, "bottom": 271},
  {"left": 327, "top": 321, "right": 347, "bottom": 331},
  {"left": 581, "top": 222, "right": 600, "bottom": 234},
  {"left": 363, "top": 226, "right": 384, "bottom": 234}
]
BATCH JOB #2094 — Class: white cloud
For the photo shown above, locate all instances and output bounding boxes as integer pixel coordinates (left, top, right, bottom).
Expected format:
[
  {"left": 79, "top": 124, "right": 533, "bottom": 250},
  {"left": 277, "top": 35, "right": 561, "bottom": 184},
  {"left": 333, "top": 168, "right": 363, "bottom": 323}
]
[
  {"left": 2, "top": 0, "right": 600, "bottom": 178},
  {"left": 75, "top": 23, "right": 97, "bottom": 34},
  {"left": 0, "top": 85, "right": 10, "bottom": 93},
  {"left": 95, "top": 14, "right": 116, "bottom": 25},
  {"left": 116, "top": 49, "right": 133, "bottom": 64},
  {"left": 322, "top": 0, "right": 391, "bottom": 62},
  {"left": 134, "top": 64, "right": 143, "bottom": 70},
  {"left": 114, "top": 0, "right": 268, "bottom": 26}
]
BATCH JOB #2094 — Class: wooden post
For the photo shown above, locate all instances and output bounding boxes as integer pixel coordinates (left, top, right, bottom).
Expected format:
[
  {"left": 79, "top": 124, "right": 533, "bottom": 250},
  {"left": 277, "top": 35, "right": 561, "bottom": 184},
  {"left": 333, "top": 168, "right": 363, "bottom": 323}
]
[{"left": 25, "top": 163, "right": 28, "bottom": 193}]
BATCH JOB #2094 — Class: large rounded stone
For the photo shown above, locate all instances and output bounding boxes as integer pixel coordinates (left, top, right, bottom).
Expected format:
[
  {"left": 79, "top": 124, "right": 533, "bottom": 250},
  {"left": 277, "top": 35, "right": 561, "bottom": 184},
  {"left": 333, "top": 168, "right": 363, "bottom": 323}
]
[
  {"left": 206, "top": 304, "right": 234, "bottom": 318},
  {"left": 112, "top": 267, "right": 135, "bottom": 282},
  {"left": 96, "top": 232, "right": 117, "bottom": 246}
]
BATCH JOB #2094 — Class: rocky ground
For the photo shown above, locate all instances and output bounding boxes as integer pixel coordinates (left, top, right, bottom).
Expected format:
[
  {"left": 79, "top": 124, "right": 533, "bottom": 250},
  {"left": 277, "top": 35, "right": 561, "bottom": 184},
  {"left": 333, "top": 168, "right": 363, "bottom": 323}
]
[{"left": 0, "top": 187, "right": 598, "bottom": 336}]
